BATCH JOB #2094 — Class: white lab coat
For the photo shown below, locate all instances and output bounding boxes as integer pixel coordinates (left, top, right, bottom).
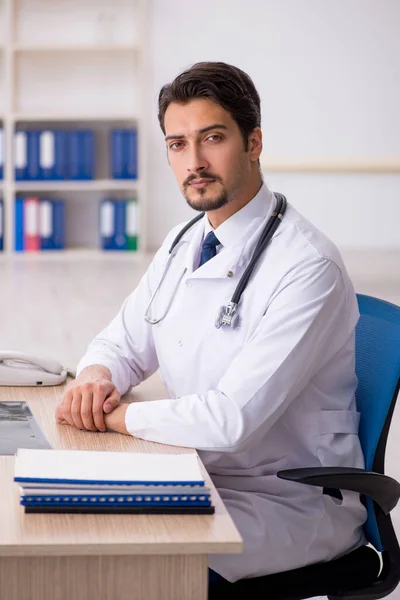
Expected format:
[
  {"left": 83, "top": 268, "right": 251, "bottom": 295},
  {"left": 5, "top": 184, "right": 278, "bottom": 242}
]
[{"left": 77, "top": 184, "right": 367, "bottom": 582}]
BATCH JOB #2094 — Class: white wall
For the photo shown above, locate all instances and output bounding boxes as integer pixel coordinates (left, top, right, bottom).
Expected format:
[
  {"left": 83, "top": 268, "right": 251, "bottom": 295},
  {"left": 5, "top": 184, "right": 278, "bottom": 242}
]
[{"left": 145, "top": 0, "right": 400, "bottom": 249}]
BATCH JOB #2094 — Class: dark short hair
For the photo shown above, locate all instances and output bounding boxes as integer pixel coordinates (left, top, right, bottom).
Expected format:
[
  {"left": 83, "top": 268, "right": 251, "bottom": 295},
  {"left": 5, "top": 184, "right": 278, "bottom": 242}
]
[{"left": 158, "top": 62, "right": 261, "bottom": 150}]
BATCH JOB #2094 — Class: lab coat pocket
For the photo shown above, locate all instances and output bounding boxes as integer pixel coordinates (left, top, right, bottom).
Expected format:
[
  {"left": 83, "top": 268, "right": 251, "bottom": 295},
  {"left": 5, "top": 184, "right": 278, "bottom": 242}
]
[{"left": 315, "top": 410, "right": 362, "bottom": 468}]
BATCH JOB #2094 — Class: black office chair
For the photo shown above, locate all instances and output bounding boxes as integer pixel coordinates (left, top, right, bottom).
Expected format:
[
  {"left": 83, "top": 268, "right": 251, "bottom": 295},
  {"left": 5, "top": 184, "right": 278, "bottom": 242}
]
[{"left": 209, "top": 294, "right": 400, "bottom": 599}]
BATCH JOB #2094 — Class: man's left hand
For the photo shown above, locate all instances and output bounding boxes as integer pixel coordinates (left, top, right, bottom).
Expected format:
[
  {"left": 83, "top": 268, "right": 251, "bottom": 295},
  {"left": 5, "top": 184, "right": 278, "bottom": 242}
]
[{"left": 57, "top": 402, "right": 129, "bottom": 435}]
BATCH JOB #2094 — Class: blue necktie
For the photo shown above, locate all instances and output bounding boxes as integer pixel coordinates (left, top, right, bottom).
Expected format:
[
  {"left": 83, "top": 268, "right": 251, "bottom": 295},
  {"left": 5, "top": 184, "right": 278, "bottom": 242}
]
[{"left": 198, "top": 231, "right": 220, "bottom": 267}]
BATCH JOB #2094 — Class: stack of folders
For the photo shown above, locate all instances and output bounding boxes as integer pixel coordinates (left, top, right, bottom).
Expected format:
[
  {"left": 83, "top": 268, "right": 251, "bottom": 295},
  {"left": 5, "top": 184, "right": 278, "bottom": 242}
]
[
  {"left": 99, "top": 197, "right": 138, "bottom": 250},
  {"left": 14, "top": 129, "right": 94, "bottom": 181},
  {"left": 110, "top": 128, "right": 137, "bottom": 179},
  {"left": 14, "top": 128, "right": 138, "bottom": 180},
  {"left": 15, "top": 197, "right": 65, "bottom": 251},
  {"left": 14, "top": 448, "right": 214, "bottom": 515}
]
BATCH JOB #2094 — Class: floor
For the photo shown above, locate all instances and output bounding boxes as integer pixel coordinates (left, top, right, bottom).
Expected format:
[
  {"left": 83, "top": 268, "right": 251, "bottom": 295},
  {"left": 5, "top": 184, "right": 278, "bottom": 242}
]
[{"left": 0, "top": 248, "right": 399, "bottom": 598}]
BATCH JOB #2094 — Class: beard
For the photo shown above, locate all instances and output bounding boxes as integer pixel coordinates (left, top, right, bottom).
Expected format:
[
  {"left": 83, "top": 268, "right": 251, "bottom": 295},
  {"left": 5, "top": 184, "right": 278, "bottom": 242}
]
[
  {"left": 183, "top": 184, "right": 229, "bottom": 212},
  {"left": 181, "top": 170, "right": 230, "bottom": 212},
  {"left": 181, "top": 157, "right": 249, "bottom": 213}
]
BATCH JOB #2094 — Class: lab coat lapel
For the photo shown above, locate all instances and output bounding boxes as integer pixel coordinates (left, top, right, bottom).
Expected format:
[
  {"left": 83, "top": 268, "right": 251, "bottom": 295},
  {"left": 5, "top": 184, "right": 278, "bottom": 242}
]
[
  {"left": 183, "top": 220, "right": 204, "bottom": 275},
  {"left": 181, "top": 220, "right": 245, "bottom": 280},
  {"left": 189, "top": 241, "right": 247, "bottom": 280},
  {"left": 182, "top": 202, "right": 270, "bottom": 280}
]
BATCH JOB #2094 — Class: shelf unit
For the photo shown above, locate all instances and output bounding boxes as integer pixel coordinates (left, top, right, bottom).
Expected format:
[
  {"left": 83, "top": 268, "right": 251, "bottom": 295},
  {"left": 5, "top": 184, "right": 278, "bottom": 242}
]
[
  {"left": 0, "top": 0, "right": 149, "bottom": 255},
  {"left": 12, "top": 44, "right": 140, "bottom": 52},
  {"left": 13, "top": 180, "right": 139, "bottom": 192}
]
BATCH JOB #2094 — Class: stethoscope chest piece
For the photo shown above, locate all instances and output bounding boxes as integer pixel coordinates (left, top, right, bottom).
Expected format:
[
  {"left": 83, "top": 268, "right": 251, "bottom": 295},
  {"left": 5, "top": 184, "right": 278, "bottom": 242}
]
[{"left": 215, "top": 302, "right": 239, "bottom": 329}]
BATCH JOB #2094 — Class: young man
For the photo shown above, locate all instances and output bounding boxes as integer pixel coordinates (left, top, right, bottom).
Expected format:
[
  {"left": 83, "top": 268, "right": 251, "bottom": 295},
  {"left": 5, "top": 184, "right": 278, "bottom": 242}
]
[{"left": 56, "top": 62, "right": 367, "bottom": 583}]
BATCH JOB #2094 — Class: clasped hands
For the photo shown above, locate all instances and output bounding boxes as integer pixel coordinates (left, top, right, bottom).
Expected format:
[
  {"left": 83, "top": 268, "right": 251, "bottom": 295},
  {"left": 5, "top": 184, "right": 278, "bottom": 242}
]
[{"left": 55, "top": 365, "right": 129, "bottom": 434}]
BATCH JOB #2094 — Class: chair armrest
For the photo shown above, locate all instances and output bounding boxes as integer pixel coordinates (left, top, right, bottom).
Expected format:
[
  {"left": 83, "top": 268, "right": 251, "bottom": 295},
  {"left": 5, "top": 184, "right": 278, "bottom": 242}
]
[{"left": 277, "top": 467, "right": 400, "bottom": 514}]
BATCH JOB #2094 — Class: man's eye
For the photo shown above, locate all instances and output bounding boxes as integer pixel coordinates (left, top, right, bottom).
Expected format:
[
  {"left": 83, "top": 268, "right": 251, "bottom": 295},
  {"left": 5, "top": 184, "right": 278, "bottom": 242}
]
[
  {"left": 169, "top": 142, "right": 183, "bottom": 150},
  {"left": 206, "top": 134, "right": 222, "bottom": 142}
]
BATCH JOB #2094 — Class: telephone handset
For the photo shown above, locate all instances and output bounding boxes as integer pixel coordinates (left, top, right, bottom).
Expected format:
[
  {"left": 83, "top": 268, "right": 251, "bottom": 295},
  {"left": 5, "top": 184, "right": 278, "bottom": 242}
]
[{"left": 0, "top": 351, "right": 70, "bottom": 386}]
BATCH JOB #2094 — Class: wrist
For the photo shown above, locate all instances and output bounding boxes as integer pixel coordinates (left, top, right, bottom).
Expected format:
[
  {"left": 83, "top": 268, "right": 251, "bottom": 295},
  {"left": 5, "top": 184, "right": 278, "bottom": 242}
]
[
  {"left": 104, "top": 403, "right": 129, "bottom": 435},
  {"left": 77, "top": 365, "right": 112, "bottom": 383}
]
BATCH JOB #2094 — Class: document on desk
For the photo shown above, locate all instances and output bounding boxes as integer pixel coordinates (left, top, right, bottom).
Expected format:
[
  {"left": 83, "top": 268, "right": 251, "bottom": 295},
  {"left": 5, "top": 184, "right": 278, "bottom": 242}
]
[
  {"left": 0, "top": 401, "right": 51, "bottom": 455},
  {"left": 14, "top": 448, "right": 214, "bottom": 514}
]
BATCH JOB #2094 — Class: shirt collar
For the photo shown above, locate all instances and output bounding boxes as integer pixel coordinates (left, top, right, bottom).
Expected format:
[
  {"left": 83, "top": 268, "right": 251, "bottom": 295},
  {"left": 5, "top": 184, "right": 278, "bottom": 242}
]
[
  {"left": 202, "top": 183, "right": 275, "bottom": 248},
  {"left": 180, "top": 183, "right": 277, "bottom": 278}
]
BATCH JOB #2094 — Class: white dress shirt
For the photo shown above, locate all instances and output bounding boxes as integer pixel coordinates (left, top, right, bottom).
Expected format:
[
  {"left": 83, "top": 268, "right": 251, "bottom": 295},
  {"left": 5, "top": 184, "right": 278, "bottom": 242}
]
[{"left": 77, "top": 184, "right": 367, "bottom": 582}]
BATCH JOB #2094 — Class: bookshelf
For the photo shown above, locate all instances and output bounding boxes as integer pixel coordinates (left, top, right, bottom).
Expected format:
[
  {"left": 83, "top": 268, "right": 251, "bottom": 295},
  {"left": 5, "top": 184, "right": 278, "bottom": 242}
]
[
  {"left": 13, "top": 180, "right": 139, "bottom": 192},
  {"left": 0, "top": 0, "right": 149, "bottom": 255}
]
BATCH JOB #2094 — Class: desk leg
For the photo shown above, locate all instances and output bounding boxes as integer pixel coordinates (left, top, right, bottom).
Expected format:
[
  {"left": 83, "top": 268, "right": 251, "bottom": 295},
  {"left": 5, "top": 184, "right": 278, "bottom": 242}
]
[{"left": 0, "top": 554, "right": 208, "bottom": 600}]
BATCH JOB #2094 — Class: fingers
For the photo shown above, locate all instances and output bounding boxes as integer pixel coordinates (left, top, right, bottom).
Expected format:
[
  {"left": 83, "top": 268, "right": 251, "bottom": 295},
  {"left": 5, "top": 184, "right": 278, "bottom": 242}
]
[
  {"left": 70, "top": 389, "right": 85, "bottom": 430},
  {"left": 103, "top": 389, "right": 121, "bottom": 413},
  {"left": 92, "top": 383, "right": 108, "bottom": 432},
  {"left": 56, "top": 379, "right": 120, "bottom": 433},
  {"left": 57, "top": 388, "right": 74, "bottom": 427},
  {"left": 55, "top": 402, "right": 65, "bottom": 424},
  {"left": 80, "top": 385, "right": 98, "bottom": 432}
]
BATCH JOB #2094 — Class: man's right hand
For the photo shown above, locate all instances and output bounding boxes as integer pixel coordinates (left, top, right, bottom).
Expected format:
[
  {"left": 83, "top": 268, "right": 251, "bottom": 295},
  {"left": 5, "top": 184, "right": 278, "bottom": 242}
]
[{"left": 56, "top": 365, "right": 121, "bottom": 432}]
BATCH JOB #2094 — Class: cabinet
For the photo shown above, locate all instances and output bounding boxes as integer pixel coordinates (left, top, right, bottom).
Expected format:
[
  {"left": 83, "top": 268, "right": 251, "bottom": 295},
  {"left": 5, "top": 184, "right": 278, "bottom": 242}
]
[{"left": 0, "top": 0, "right": 148, "bottom": 255}]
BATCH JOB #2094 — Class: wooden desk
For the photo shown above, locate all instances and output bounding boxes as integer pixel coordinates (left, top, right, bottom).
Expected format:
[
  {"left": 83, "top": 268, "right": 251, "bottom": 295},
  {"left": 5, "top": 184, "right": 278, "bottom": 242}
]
[{"left": 0, "top": 384, "right": 242, "bottom": 600}]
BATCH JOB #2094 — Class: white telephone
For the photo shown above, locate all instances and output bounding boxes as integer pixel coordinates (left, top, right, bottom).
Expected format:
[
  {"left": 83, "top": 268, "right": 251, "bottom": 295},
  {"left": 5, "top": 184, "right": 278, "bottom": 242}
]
[{"left": 0, "top": 351, "right": 71, "bottom": 386}]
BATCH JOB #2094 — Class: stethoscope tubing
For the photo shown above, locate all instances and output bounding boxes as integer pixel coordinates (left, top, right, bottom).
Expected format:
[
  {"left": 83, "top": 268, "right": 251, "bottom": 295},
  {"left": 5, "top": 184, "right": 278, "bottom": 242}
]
[
  {"left": 145, "top": 193, "right": 287, "bottom": 325},
  {"left": 231, "top": 193, "right": 287, "bottom": 305}
]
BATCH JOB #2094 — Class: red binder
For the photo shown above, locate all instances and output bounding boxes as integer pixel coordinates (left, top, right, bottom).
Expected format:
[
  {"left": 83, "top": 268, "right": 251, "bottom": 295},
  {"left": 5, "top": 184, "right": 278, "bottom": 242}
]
[{"left": 24, "top": 197, "right": 40, "bottom": 252}]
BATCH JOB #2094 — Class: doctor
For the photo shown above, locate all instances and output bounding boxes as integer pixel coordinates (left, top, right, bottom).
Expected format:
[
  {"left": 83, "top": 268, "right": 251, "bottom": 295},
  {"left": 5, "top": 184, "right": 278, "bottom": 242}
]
[{"left": 56, "top": 62, "right": 367, "bottom": 583}]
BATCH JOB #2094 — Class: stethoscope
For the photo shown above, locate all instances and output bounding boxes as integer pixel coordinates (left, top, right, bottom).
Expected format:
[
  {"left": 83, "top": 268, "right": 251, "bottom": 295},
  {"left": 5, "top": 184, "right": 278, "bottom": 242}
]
[{"left": 144, "top": 192, "right": 287, "bottom": 329}]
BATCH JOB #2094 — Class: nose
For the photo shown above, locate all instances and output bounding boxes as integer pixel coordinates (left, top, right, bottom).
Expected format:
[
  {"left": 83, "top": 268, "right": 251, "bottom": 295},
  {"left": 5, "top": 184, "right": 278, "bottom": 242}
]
[{"left": 187, "top": 144, "right": 209, "bottom": 174}]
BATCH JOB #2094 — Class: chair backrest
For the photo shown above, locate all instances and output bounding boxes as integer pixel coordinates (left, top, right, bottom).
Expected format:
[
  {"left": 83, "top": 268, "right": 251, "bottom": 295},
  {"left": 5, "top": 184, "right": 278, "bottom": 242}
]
[{"left": 355, "top": 294, "right": 400, "bottom": 551}]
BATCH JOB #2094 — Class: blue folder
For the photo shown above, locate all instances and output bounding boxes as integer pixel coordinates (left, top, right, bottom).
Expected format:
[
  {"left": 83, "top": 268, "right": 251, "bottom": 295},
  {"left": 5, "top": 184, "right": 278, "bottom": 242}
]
[
  {"left": 110, "top": 129, "right": 125, "bottom": 179},
  {"left": 99, "top": 199, "right": 115, "bottom": 250},
  {"left": 14, "top": 198, "right": 24, "bottom": 251},
  {"left": 69, "top": 130, "right": 94, "bottom": 180},
  {"left": 110, "top": 129, "right": 138, "bottom": 179},
  {"left": 100, "top": 199, "right": 127, "bottom": 250},
  {"left": 39, "top": 130, "right": 68, "bottom": 180},
  {"left": 27, "top": 131, "right": 41, "bottom": 181},
  {"left": 125, "top": 128, "right": 138, "bottom": 179},
  {"left": 40, "top": 199, "right": 65, "bottom": 250},
  {"left": 81, "top": 130, "right": 95, "bottom": 180},
  {"left": 114, "top": 199, "right": 127, "bottom": 250},
  {"left": 15, "top": 131, "right": 28, "bottom": 181},
  {"left": 52, "top": 200, "right": 65, "bottom": 249}
]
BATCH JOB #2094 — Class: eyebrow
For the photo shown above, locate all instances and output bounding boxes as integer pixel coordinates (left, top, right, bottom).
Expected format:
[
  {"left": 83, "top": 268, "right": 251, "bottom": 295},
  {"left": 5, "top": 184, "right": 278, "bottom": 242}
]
[{"left": 165, "top": 123, "right": 228, "bottom": 142}]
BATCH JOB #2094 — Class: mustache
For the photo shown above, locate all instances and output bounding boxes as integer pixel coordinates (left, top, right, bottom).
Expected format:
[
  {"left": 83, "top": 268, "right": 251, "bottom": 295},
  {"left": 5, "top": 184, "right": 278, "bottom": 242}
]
[{"left": 183, "top": 172, "right": 222, "bottom": 187}]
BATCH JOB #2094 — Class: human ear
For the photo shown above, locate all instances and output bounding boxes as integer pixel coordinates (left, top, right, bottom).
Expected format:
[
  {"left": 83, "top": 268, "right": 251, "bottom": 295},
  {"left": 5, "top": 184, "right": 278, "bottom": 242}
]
[{"left": 248, "top": 128, "right": 262, "bottom": 162}]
